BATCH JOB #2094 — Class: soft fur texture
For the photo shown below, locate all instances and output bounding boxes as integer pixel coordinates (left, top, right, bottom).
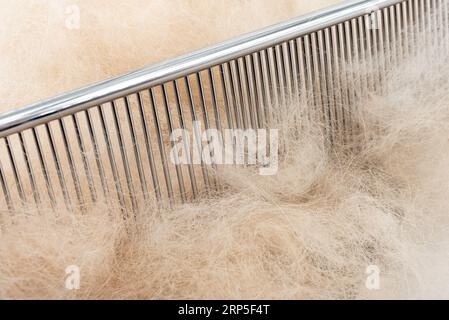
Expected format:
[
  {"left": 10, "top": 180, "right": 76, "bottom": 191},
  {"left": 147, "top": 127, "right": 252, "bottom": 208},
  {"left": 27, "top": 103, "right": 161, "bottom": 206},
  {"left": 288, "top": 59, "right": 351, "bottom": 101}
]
[
  {"left": 0, "top": 0, "right": 335, "bottom": 111},
  {"left": 1, "top": 0, "right": 449, "bottom": 299}
]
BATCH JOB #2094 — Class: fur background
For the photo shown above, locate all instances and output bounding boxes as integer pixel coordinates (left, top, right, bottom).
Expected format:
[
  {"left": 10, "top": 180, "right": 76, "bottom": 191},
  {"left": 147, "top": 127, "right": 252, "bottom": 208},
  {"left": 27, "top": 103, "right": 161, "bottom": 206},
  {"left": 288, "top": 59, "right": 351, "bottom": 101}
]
[{"left": 1, "top": 0, "right": 449, "bottom": 299}]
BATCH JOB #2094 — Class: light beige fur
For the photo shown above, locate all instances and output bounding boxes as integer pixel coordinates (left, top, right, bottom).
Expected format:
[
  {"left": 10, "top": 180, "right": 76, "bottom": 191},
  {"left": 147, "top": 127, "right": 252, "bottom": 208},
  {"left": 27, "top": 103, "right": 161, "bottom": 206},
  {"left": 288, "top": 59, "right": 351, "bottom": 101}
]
[{"left": 1, "top": 0, "right": 449, "bottom": 300}]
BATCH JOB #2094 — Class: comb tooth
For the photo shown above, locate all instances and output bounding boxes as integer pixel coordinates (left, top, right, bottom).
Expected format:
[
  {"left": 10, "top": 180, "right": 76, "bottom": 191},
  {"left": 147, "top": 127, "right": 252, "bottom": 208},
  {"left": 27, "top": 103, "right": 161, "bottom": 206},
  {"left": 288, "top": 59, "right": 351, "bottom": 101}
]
[
  {"left": 241, "top": 56, "right": 257, "bottom": 129},
  {"left": 413, "top": 0, "right": 421, "bottom": 49},
  {"left": 0, "top": 151, "right": 13, "bottom": 212},
  {"left": 111, "top": 99, "right": 138, "bottom": 214},
  {"left": 173, "top": 80, "right": 198, "bottom": 199},
  {"left": 208, "top": 68, "right": 227, "bottom": 193},
  {"left": 72, "top": 113, "right": 97, "bottom": 203},
  {"left": 338, "top": 22, "right": 352, "bottom": 142},
  {"left": 32, "top": 127, "right": 56, "bottom": 208},
  {"left": 261, "top": 49, "right": 275, "bottom": 121},
  {"left": 388, "top": 5, "right": 398, "bottom": 66},
  {"left": 375, "top": 9, "right": 387, "bottom": 93},
  {"left": 346, "top": 20, "right": 360, "bottom": 142},
  {"left": 363, "top": 15, "right": 375, "bottom": 93},
  {"left": 323, "top": 27, "right": 337, "bottom": 145},
  {"left": 197, "top": 72, "right": 219, "bottom": 190},
  {"left": 251, "top": 52, "right": 266, "bottom": 128},
  {"left": 370, "top": 10, "right": 380, "bottom": 91},
  {"left": 288, "top": 40, "right": 300, "bottom": 108},
  {"left": 395, "top": 3, "right": 404, "bottom": 61},
  {"left": 382, "top": 7, "right": 392, "bottom": 73},
  {"left": 432, "top": 0, "right": 437, "bottom": 49},
  {"left": 161, "top": 84, "right": 187, "bottom": 203},
  {"left": 356, "top": 16, "right": 368, "bottom": 99},
  {"left": 185, "top": 76, "right": 211, "bottom": 193},
  {"left": 295, "top": 37, "right": 308, "bottom": 114},
  {"left": 272, "top": 45, "right": 285, "bottom": 108},
  {"left": 436, "top": 0, "right": 445, "bottom": 57},
  {"left": 276, "top": 44, "right": 288, "bottom": 107},
  {"left": 402, "top": 0, "right": 411, "bottom": 58},
  {"left": 235, "top": 59, "right": 250, "bottom": 130},
  {"left": 243, "top": 55, "right": 259, "bottom": 129},
  {"left": 5, "top": 136, "right": 25, "bottom": 204},
  {"left": 433, "top": 0, "right": 446, "bottom": 58},
  {"left": 267, "top": 47, "right": 280, "bottom": 109},
  {"left": 59, "top": 118, "right": 85, "bottom": 210},
  {"left": 136, "top": 91, "right": 162, "bottom": 203},
  {"left": 317, "top": 29, "right": 332, "bottom": 144},
  {"left": 208, "top": 69, "right": 223, "bottom": 133},
  {"left": 420, "top": 0, "right": 427, "bottom": 50},
  {"left": 227, "top": 61, "right": 243, "bottom": 129},
  {"left": 282, "top": 42, "right": 294, "bottom": 102},
  {"left": 123, "top": 96, "right": 149, "bottom": 203},
  {"left": 303, "top": 35, "right": 315, "bottom": 110},
  {"left": 45, "top": 123, "right": 71, "bottom": 210},
  {"left": 97, "top": 105, "right": 126, "bottom": 210},
  {"left": 219, "top": 64, "right": 235, "bottom": 130},
  {"left": 330, "top": 25, "right": 345, "bottom": 144},
  {"left": 18, "top": 132, "right": 40, "bottom": 206},
  {"left": 406, "top": 0, "right": 415, "bottom": 56},
  {"left": 444, "top": 0, "right": 449, "bottom": 53},
  {"left": 84, "top": 109, "right": 109, "bottom": 200},
  {"left": 311, "top": 32, "right": 324, "bottom": 122},
  {"left": 344, "top": 21, "right": 357, "bottom": 105},
  {"left": 425, "top": 0, "right": 432, "bottom": 47},
  {"left": 149, "top": 87, "right": 174, "bottom": 206}
]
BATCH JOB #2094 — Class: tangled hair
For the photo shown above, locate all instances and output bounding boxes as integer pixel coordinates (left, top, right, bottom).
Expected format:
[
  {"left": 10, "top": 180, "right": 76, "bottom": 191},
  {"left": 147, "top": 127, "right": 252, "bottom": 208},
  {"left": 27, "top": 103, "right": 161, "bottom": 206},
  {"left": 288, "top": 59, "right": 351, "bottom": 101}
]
[{"left": 1, "top": 1, "right": 449, "bottom": 299}]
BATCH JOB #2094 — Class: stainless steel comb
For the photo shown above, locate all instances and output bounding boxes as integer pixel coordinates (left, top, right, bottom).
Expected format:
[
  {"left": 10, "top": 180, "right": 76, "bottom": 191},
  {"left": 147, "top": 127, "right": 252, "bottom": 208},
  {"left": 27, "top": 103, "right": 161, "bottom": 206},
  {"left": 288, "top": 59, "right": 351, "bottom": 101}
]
[{"left": 0, "top": 0, "right": 447, "bottom": 213}]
